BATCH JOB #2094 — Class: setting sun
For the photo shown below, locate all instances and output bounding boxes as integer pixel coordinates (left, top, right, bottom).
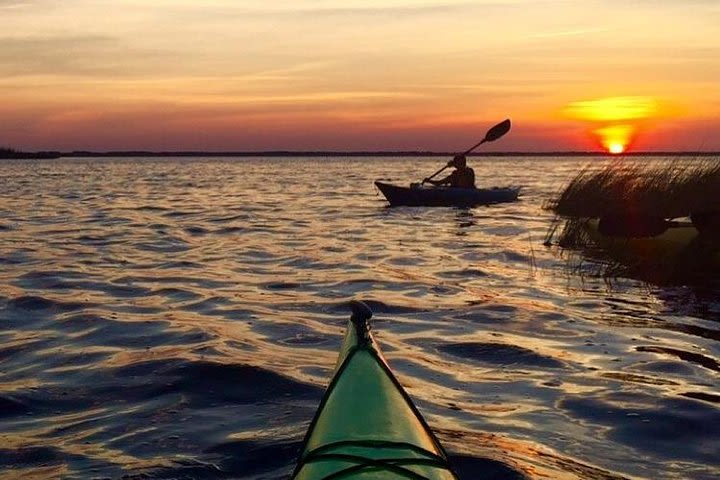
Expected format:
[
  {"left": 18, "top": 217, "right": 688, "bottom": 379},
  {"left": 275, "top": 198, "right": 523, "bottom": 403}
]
[
  {"left": 564, "top": 97, "right": 657, "bottom": 153},
  {"left": 608, "top": 143, "right": 625, "bottom": 154},
  {"left": 593, "top": 124, "right": 635, "bottom": 154}
]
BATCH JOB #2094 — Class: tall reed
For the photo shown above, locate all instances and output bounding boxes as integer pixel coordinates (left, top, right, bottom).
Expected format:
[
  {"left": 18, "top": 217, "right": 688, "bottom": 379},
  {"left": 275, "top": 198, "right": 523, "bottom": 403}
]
[{"left": 546, "top": 157, "right": 720, "bottom": 219}]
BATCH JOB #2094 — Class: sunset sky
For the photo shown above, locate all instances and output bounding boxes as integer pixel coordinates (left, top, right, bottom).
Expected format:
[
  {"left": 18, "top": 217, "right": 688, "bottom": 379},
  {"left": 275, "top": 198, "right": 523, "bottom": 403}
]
[{"left": 2, "top": 0, "right": 719, "bottom": 152}]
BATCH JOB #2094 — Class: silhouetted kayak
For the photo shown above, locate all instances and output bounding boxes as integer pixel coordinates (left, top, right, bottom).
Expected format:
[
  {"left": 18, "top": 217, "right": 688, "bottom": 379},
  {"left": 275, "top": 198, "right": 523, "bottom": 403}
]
[
  {"left": 584, "top": 218, "right": 720, "bottom": 266},
  {"left": 375, "top": 181, "right": 520, "bottom": 207},
  {"left": 292, "top": 301, "right": 459, "bottom": 480}
]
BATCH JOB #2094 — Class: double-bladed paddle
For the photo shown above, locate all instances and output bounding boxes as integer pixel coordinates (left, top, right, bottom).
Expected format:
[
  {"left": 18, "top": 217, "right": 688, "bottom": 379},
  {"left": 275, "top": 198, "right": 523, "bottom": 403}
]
[{"left": 421, "top": 118, "right": 512, "bottom": 186}]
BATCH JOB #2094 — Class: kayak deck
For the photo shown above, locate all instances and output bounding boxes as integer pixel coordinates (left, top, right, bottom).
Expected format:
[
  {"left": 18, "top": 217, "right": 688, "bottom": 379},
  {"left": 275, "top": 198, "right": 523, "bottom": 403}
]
[
  {"left": 375, "top": 181, "right": 520, "bottom": 207},
  {"left": 293, "top": 301, "right": 458, "bottom": 480}
]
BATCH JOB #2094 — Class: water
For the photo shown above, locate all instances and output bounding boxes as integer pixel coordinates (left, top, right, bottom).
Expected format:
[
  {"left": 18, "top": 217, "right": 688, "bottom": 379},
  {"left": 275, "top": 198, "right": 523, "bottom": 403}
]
[{"left": 0, "top": 156, "right": 718, "bottom": 480}]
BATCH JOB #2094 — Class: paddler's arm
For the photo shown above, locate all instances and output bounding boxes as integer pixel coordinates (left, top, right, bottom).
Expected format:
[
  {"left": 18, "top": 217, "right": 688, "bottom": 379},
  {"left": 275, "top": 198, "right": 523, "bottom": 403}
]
[
  {"left": 424, "top": 172, "right": 454, "bottom": 186},
  {"left": 423, "top": 159, "right": 456, "bottom": 186}
]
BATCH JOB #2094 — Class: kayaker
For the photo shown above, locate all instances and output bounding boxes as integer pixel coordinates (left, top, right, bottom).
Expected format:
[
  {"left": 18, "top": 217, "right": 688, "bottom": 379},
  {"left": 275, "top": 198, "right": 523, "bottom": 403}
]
[{"left": 424, "top": 154, "right": 475, "bottom": 188}]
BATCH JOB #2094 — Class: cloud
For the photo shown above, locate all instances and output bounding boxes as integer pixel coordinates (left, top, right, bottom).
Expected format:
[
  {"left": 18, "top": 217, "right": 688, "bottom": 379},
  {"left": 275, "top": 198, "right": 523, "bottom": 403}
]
[
  {"left": 0, "top": 0, "right": 52, "bottom": 9},
  {"left": 0, "top": 35, "right": 169, "bottom": 77},
  {"left": 564, "top": 96, "right": 659, "bottom": 122},
  {"left": 527, "top": 27, "right": 613, "bottom": 39},
  {"left": 140, "top": 1, "right": 517, "bottom": 23},
  {"left": 0, "top": 1, "right": 32, "bottom": 6}
]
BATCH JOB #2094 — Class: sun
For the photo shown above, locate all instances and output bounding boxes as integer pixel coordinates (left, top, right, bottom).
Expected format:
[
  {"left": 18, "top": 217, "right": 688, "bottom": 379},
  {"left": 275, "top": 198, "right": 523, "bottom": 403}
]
[
  {"left": 563, "top": 96, "right": 658, "bottom": 153},
  {"left": 594, "top": 124, "right": 634, "bottom": 155},
  {"left": 608, "top": 142, "right": 625, "bottom": 154}
]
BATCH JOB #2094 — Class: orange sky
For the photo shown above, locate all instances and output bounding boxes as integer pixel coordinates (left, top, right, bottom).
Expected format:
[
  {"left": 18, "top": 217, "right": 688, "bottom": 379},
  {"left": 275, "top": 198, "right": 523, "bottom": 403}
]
[{"left": 1, "top": 1, "right": 719, "bottom": 152}]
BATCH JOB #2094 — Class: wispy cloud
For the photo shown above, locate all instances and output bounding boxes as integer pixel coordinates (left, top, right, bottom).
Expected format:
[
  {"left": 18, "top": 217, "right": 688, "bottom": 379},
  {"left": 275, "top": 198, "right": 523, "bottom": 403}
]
[
  {"left": 0, "top": 35, "right": 169, "bottom": 77},
  {"left": 0, "top": 1, "right": 33, "bottom": 8},
  {"left": 564, "top": 96, "right": 659, "bottom": 122},
  {"left": 527, "top": 27, "right": 613, "bottom": 39},
  {"left": 221, "top": 91, "right": 429, "bottom": 105}
]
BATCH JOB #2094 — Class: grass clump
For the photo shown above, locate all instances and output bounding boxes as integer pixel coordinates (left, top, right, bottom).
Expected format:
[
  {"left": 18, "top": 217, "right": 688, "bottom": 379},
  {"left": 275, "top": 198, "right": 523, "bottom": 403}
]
[
  {"left": 545, "top": 157, "right": 720, "bottom": 286},
  {"left": 546, "top": 157, "right": 720, "bottom": 219}
]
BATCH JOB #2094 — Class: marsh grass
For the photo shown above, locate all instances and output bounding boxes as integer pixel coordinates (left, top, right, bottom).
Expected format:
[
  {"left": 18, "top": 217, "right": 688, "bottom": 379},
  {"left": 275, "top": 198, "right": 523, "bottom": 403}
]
[
  {"left": 546, "top": 157, "right": 720, "bottom": 219},
  {"left": 546, "top": 157, "right": 720, "bottom": 285},
  {"left": 552, "top": 217, "right": 681, "bottom": 284},
  {"left": 559, "top": 245, "right": 719, "bottom": 286}
]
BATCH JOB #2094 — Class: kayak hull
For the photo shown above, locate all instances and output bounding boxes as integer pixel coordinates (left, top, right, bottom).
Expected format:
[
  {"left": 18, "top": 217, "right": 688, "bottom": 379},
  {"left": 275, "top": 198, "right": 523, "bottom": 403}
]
[
  {"left": 583, "top": 218, "right": 720, "bottom": 267},
  {"left": 375, "top": 181, "right": 520, "bottom": 207},
  {"left": 292, "top": 302, "right": 458, "bottom": 480}
]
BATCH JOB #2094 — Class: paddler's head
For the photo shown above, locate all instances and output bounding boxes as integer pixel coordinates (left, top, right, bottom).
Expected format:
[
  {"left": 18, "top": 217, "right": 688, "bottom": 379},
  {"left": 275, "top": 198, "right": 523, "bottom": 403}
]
[{"left": 450, "top": 154, "right": 466, "bottom": 168}]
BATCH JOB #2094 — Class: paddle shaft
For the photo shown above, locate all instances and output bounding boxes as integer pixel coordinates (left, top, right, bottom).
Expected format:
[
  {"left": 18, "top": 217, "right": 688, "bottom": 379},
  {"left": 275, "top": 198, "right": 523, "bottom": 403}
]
[{"left": 463, "top": 138, "right": 487, "bottom": 156}]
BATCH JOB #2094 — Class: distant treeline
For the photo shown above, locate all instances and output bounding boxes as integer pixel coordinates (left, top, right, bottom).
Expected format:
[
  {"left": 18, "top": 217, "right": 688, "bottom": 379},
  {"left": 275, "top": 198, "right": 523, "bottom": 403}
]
[
  {"left": 0, "top": 147, "right": 61, "bottom": 159},
  {"left": 2, "top": 148, "right": 719, "bottom": 159}
]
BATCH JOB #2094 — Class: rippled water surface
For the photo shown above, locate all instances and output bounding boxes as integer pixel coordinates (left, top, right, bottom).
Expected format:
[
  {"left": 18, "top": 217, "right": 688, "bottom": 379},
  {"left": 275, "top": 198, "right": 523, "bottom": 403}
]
[{"left": 1, "top": 156, "right": 718, "bottom": 480}]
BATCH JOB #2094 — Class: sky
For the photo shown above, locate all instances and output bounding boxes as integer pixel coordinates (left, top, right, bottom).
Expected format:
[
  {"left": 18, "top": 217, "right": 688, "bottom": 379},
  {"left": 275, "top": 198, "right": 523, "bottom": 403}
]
[{"left": 1, "top": 0, "right": 719, "bottom": 152}]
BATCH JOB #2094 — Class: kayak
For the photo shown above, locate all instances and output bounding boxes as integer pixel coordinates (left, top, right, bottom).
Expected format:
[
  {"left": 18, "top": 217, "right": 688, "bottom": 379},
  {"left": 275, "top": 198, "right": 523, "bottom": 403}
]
[
  {"left": 583, "top": 218, "right": 720, "bottom": 267},
  {"left": 292, "top": 301, "right": 459, "bottom": 480},
  {"left": 375, "top": 181, "right": 520, "bottom": 207}
]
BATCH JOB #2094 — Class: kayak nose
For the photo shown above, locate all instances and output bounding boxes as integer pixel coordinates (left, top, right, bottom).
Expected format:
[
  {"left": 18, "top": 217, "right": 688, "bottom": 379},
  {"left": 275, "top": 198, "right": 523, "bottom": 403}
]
[
  {"left": 348, "top": 300, "right": 373, "bottom": 344},
  {"left": 349, "top": 300, "right": 372, "bottom": 321}
]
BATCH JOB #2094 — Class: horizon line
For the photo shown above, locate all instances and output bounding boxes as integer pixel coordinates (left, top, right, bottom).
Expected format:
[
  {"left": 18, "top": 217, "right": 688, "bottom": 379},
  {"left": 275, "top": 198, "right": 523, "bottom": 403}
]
[{"left": 4, "top": 150, "right": 720, "bottom": 159}]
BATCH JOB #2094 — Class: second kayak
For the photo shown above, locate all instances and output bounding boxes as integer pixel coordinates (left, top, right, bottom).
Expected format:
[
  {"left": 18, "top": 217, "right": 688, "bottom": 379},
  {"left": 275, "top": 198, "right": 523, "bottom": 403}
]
[
  {"left": 583, "top": 217, "right": 720, "bottom": 267},
  {"left": 292, "top": 301, "right": 459, "bottom": 480},
  {"left": 375, "top": 181, "right": 520, "bottom": 207}
]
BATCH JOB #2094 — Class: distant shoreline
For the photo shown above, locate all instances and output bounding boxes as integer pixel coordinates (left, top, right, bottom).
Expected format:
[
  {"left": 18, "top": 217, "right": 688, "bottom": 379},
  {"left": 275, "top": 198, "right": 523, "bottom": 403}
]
[{"left": 2, "top": 150, "right": 719, "bottom": 159}]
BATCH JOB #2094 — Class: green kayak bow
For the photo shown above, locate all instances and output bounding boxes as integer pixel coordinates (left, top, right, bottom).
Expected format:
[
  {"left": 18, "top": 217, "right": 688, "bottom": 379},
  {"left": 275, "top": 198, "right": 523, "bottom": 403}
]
[{"left": 292, "top": 301, "right": 459, "bottom": 480}]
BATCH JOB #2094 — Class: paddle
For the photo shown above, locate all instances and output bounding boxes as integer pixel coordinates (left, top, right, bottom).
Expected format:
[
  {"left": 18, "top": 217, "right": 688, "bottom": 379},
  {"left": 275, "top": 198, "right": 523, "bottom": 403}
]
[
  {"left": 420, "top": 119, "right": 512, "bottom": 185},
  {"left": 462, "top": 118, "right": 511, "bottom": 155}
]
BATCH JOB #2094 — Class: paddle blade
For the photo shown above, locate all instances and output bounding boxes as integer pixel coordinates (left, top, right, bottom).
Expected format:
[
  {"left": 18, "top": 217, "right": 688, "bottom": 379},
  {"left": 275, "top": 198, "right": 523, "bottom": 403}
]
[{"left": 483, "top": 119, "right": 511, "bottom": 143}]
